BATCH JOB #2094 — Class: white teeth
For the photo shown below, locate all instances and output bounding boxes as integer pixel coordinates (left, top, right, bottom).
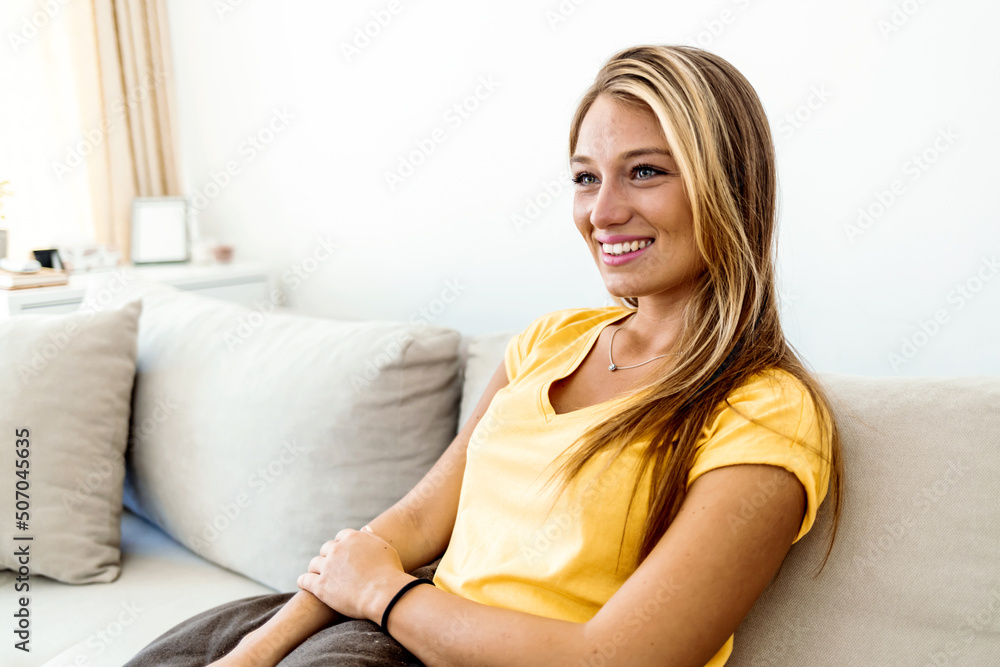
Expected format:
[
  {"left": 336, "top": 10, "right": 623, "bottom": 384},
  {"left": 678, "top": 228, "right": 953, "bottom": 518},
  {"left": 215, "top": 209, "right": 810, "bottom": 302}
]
[{"left": 601, "top": 239, "right": 652, "bottom": 256}]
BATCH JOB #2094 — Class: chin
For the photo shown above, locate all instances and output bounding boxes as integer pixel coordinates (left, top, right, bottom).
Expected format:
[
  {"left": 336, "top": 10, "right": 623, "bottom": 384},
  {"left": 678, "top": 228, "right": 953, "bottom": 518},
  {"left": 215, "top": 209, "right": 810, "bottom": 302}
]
[{"left": 601, "top": 285, "right": 640, "bottom": 300}]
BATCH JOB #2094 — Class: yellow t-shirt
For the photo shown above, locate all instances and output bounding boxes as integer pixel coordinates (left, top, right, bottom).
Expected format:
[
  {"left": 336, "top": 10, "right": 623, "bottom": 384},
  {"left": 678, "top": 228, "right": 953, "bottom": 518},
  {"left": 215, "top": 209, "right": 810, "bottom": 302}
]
[{"left": 433, "top": 307, "right": 832, "bottom": 665}]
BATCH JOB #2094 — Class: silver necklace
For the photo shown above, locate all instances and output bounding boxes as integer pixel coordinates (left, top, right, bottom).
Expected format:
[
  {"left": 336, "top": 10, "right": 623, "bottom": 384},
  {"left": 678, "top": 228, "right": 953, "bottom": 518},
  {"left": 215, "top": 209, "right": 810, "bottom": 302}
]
[{"left": 607, "top": 313, "right": 676, "bottom": 371}]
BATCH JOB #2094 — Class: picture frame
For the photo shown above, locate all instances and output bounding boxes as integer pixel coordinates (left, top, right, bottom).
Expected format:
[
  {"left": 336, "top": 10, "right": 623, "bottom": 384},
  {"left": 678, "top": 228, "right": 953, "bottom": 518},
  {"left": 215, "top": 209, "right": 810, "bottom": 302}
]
[{"left": 131, "top": 196, "right": 190, "bottom": 264}]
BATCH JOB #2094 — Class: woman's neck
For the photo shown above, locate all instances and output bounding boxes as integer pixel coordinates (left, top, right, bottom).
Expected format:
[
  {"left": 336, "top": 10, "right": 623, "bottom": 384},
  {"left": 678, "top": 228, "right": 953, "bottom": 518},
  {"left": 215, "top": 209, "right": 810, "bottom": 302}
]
[{"left": 615, "top": 299, "right": 688, "bottom": 361}]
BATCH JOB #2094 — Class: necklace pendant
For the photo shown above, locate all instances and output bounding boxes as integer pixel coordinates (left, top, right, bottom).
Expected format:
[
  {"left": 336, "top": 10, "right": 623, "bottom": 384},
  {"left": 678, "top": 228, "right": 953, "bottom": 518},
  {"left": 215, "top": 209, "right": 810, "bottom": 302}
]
[{"left": 608, "top": 363, "right": 617, "bottom": 371}]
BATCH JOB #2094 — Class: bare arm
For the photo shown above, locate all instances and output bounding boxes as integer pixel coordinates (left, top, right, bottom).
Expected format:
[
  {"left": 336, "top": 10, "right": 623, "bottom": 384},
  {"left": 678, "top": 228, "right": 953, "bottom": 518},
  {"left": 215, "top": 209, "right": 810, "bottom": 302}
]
[
  {"left": 214, "top": 362, "right": 511, "bottom": 666},
  {"left": 348, "top": 463, "right": 806, "bottom": 667}
]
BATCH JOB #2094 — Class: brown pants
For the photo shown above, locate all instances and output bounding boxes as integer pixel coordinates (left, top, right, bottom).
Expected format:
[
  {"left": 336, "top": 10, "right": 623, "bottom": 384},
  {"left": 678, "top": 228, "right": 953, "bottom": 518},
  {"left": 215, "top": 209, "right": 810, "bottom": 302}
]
[{"left": 123, "top": 562, "right": 438, "bottom": 666}]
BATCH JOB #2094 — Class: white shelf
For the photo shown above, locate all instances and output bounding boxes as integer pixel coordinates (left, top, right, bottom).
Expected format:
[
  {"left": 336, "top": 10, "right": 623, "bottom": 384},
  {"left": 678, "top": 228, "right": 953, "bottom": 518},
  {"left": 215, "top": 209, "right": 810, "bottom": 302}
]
[{"left": 0, "top": 260, "right": 278, "bottom": 317}]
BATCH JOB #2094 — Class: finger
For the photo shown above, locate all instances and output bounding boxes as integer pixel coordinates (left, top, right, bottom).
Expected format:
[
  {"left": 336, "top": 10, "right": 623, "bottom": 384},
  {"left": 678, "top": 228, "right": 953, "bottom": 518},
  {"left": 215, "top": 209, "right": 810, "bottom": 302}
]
[
  {"left": 308, "top": 555, "right": 323, "bottom": 573},
  {"left": 333, "top": 528, "right": 355, "bottom": 543},
  {"left": 297, "top": 572, "right": 314, "bottom": 591},
  {"left": 320, "top": 540, "right": 337, "bottom": 556}
]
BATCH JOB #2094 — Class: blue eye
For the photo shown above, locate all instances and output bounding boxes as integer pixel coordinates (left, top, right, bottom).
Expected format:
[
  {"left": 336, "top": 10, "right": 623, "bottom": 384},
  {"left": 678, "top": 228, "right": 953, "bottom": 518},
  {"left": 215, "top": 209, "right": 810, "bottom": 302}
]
[
  {"left": 571, "top": 172, "right": 597, "bottom": 186},
  {"left": 633, "top": 164, "right": 663, "bottom": 180}
]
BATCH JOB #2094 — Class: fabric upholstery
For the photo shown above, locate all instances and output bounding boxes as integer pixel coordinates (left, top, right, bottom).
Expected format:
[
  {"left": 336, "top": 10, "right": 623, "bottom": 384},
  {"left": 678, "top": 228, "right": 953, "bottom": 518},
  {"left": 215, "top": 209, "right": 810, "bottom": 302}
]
[
  {"left": 81, "top": 276, "right": 461, "bottom": 592},
  {"left": 0, "top": 300, "right": 141, "bottom": 584},
  {"left": 4, "top": 510, "right": 273, "bottom": 667}
]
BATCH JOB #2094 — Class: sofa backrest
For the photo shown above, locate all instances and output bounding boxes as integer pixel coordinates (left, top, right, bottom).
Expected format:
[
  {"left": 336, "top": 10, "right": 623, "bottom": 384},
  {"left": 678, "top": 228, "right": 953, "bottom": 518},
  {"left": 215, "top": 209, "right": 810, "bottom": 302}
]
[
  {"left": 86, "top": 275, "right": 462, "bottom": 593},
  {"left": 460, "top": 333, "right": 1000, "bottom": 665}
]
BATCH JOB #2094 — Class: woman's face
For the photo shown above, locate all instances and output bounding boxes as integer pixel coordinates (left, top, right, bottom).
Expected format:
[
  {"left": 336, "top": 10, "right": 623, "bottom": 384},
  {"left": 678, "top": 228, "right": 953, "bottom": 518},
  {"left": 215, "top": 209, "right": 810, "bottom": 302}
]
[{"left": 571, "top": 94, "right": 704, "bottom": 306}]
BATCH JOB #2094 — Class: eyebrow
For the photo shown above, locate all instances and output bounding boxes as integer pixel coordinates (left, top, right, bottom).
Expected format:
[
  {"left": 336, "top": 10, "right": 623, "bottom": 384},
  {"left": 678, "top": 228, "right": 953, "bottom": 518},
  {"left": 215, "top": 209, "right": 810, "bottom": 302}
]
[{"left": 570, "top": 147, "right": 672, "bottom": 164}]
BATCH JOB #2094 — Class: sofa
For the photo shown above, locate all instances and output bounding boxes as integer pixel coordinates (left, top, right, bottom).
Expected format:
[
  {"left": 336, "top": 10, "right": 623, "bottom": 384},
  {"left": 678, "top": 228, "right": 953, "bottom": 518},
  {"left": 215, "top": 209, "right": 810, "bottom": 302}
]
[{"left": 1, "top": 271, "right": 997, "bottom": 667}]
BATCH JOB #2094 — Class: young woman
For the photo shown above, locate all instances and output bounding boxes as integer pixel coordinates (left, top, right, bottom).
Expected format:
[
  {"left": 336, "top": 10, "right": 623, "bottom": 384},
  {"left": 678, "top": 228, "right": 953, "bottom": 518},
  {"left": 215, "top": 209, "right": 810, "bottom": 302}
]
[{"left": 128, "top": 44, "right": 842, "bottom": 667}]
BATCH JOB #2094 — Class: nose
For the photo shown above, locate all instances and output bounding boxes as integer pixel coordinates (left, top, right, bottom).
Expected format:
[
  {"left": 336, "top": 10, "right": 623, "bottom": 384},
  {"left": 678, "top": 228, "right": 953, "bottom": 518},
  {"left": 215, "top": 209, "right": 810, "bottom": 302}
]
[{"left": 587, "top": 179, "right": 631, "bottom": 229}]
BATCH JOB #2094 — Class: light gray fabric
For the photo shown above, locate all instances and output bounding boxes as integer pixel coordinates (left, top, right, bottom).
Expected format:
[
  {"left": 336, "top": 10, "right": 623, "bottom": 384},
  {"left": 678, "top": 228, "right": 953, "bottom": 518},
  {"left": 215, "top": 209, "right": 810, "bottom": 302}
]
[
  {"left": 81, "top": 276, "right": 462, "bottom": 592},
  {"left": 461, "top": 333, "right": 1000, "bottom": 665},
  {"left": 0, "top": 300, "right": 141, "bottom": 584},
  {"left": 728, "top": 374, "right": 1000, "bottom": 666},
  {"left": 0, "top": 509, "right": 274, "bottom": 667},
  {"left": 458, "top": 330, "right": 517, "bottom": 428}
]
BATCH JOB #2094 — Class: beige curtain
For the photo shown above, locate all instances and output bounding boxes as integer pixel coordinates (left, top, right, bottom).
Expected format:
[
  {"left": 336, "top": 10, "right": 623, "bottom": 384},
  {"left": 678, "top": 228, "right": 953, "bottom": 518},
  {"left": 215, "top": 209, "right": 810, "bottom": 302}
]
[{"left": 68, "top": 0, "right": 181, "bottom": 262}]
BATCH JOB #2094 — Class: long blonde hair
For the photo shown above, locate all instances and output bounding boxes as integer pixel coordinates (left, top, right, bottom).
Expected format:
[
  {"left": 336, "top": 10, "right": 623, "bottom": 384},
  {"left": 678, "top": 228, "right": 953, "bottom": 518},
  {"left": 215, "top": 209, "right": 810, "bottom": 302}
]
[{"left": 559, "top": 45, "right": 842, "bottom": 574}]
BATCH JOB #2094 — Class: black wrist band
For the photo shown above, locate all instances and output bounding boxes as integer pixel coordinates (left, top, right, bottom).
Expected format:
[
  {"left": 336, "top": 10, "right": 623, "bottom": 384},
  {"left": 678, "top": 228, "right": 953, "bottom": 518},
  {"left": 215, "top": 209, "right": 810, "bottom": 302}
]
[{"left": 380, "top": 577, "right": 435, "bottom": 636}]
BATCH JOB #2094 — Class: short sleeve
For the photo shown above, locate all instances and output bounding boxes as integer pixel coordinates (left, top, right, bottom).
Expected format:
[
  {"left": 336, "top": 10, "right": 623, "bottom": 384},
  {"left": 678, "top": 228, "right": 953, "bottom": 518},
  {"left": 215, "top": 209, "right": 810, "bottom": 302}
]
[
  {"left": 687, "top": 370, "right": 833, "bottom": 544},
  {"left": 503, "top": 330, "right": 523, "bottom": 382}
]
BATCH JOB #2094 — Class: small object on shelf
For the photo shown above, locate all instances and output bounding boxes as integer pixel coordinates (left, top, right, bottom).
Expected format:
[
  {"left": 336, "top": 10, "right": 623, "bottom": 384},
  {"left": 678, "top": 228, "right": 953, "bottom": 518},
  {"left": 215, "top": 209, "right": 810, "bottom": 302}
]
[
  {"left": 0, "top": 229, "right": 7, "bottom": 259},
  {"left": 0, "top": 257, "right": 41, "bottom": 273},
  {"left": 33, "top": 248, "right": 63, "bottom": 269},
  {"left": 211, "top": 244, "right": 234, "bottom": 263},
  {"left": 58, "top": 243, "right": 121, "bottom": 273},
  {"left": 0, "top": 267, "right": 69, "bottom": 290}
]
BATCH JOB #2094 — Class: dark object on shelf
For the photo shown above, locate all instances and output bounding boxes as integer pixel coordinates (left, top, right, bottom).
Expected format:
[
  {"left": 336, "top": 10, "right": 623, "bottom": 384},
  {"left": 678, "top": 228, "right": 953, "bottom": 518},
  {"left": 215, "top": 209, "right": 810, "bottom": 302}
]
[{"left": 33, "top": 248, "right": 63, "bottom": 269}]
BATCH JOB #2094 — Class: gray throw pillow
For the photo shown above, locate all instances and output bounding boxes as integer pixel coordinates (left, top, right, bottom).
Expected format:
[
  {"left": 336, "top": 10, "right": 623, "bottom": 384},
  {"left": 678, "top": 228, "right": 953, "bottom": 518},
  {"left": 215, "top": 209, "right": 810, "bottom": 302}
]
[{"left": 0, "top": 299, "right": 141, "bottom": 583}]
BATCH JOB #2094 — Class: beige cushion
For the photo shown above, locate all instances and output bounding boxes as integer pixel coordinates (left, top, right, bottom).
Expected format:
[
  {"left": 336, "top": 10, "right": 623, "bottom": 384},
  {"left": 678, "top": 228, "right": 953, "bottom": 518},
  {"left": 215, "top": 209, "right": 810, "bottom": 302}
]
[
  {"left": 461, "top": 334, "right": 1000, "bottom": 663},
  {"left": 729, "top": 373, "right": 1000, "bottom": 665},
  {"left": 83, "top": 276, "right": 461, "bottom": 592},
  {"left": 458, "top": 331, "right": 516, "bottom": 428},
  {"left": 0, "top": 300, "right": 141, "bottom": 584}
]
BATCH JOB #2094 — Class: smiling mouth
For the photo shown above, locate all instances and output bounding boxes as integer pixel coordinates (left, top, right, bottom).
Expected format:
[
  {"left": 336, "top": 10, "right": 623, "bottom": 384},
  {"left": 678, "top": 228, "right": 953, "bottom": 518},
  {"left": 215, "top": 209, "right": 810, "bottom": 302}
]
[{"left": 601, "top": 239, "right": 654, "bottom": 256}]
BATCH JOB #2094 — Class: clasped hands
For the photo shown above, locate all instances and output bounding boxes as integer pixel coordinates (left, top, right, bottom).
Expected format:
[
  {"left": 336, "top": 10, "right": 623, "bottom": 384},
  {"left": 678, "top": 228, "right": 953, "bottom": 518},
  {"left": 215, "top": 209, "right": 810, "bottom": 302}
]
[{"left": 296, "top": 526, "right": 410, "bottom": 623}]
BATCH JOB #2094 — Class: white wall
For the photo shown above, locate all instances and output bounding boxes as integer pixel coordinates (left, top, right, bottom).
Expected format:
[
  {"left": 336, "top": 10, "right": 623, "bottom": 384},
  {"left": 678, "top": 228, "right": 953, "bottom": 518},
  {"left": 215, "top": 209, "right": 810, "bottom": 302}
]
[{"left": 165, "top": 0, "right": 1000, "bottom": 376}]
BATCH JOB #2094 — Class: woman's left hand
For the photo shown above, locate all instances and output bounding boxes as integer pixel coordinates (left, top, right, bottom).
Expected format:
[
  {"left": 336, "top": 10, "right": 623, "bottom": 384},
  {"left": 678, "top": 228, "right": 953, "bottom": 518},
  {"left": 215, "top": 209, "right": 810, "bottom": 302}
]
[{"left": 296, "top": 527, "right": 406, "bottom": 622}]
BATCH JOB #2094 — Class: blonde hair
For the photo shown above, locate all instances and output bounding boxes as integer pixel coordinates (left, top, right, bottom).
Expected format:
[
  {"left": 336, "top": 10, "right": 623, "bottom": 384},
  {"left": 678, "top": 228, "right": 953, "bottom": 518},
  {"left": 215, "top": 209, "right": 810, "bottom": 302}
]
[{"left": 559, "top": 45, "right": 843, "bottom": 574}]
